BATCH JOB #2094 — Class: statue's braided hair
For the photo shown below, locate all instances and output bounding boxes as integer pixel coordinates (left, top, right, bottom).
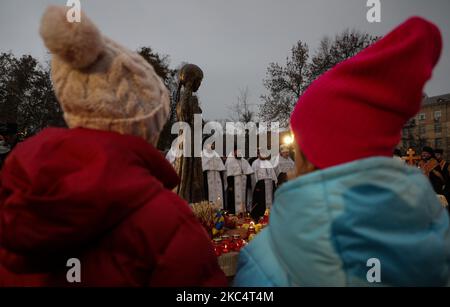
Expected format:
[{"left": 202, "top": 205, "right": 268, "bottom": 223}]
[{"left": 175, "top": 64, "right": 204, "bottom": 102}]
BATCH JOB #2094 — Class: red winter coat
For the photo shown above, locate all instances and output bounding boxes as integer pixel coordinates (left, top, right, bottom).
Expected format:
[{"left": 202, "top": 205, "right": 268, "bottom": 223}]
[{"left": 0, "top": 128, "right": 227, "bottom": 287}]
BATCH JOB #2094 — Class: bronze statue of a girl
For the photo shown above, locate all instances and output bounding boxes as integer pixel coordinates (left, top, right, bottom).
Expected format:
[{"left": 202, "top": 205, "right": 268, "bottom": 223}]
[{"left": 174, "top": 64, "right": 205, "bottom": 203}]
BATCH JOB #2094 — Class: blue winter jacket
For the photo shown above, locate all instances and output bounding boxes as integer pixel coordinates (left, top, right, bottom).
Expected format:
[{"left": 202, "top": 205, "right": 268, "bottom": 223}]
[{"left": 234, "top": 157, "right": 450, "bottom": 286}]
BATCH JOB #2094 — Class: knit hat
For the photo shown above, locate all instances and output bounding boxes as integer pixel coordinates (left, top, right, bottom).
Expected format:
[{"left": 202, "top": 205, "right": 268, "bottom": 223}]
[
  {"left": 290, "top": 17, "right": 442, "bottom": 169},
  {"left": 39, "top": 6, "right": 170, "bottom": 145}
]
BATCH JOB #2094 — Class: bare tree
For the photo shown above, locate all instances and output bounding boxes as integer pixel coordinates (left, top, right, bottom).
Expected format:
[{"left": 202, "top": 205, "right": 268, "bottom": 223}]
[
  {"left": 308, "top": 29, "right": 378, "bottom": 84},
  {"left": 259, "top": 30, "right": 379, "bottom": 127},
  {"left": 228, "top": 87, "right": 255, "bottom": 124},
  {"left": 259, "top": 42, "right": 309, "bottom": 127}
]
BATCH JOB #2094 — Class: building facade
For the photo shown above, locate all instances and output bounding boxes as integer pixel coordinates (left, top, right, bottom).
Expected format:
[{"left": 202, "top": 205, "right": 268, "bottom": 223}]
[{"left": 401, "top": 93, "right": 450, "bottom": 159}]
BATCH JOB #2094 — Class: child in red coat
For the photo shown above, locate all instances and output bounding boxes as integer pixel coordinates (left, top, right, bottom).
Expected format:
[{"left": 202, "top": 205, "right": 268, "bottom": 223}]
[{"left": 0, "top": 6, "right": 226, "bottom": 287}]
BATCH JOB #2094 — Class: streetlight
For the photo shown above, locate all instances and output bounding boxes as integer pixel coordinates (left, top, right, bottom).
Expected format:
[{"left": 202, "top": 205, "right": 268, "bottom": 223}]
[{"left": 283, "top": 134, "right": 294, "bottom": 146}]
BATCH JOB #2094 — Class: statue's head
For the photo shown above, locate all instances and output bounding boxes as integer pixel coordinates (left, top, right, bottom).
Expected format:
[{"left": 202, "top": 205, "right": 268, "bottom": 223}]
[{"left": 179, "top": 64, "right": 204, "bottom": 92}]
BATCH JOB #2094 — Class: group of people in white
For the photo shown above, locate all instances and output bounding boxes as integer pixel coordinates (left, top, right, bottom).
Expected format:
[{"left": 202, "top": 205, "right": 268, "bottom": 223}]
[{"left": 167, "top": 144, "right": 295, "bottom": 220}]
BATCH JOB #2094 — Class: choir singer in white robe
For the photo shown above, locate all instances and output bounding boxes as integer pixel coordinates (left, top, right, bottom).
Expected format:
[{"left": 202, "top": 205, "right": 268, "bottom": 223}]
[
  {"left": 201, "top": 143, "right": 226, "bottom": 208},
  {"left": 271, "top": 145, "right": 295, "bottom": 186},
  {"left": 224, "top": 148, "right": 254, "bottom": 215},
  {"left": 251, "top": 150, "right": 278, "bottom": 220}
]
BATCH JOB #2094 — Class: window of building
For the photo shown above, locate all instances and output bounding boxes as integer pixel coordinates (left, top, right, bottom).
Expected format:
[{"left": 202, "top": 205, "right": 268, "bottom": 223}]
[
  {"left": 435, "top": 138, "right": 443, "bottom": 149},
  {"left": 434, "top": 110, "right": 442, "bottom": 120},
  {"left": 418, "top": 113, "right": 426, "bottom": 121},
  {"left": 435, "top": 122, "right": 442, "bottom": 133}
]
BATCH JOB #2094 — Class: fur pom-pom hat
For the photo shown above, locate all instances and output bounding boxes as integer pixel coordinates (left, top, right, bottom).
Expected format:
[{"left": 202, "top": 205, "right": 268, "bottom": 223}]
[{"left": 39, "top": 6, "right": 170, "bottom": 145}]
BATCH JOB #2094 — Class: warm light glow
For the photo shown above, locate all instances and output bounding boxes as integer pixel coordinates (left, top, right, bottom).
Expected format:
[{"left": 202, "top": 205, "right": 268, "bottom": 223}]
[{"left": 283, "top": 135, "right": 294, "bottom": 145}]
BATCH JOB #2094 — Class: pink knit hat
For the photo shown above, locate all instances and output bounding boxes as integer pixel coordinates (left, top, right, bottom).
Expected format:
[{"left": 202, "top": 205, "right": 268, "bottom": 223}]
[
  {"left": 290, "top": 17, "right": 442, "bottom": 169},
  {"left": 39, "top": 6, "right": 170, "bottom": 145}
]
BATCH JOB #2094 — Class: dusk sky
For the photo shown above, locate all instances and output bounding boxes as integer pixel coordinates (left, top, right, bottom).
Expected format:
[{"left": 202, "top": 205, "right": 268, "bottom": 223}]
[{"left": 1, "top": 0, "right": 449, "bottom": 120}]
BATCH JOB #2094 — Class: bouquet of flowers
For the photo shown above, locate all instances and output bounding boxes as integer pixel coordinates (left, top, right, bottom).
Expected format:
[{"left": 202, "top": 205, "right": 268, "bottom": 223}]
[{"left": 190, "top": 201, "right": 223, "bottom": 237}]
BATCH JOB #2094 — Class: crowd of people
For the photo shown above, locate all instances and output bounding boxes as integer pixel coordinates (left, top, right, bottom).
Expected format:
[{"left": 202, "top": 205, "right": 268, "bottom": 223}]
[
  {"left": 417, "top": 147, "right": 450, "bottom": 205},
  {"left": 0, "top": 6, "right": 449, "bottom": 287},
  {"left": 392, "top": 146, "right": 450, "bottom": 210},
  {"left": 184, "top": 144, "right": 294, "bottom": 221}
]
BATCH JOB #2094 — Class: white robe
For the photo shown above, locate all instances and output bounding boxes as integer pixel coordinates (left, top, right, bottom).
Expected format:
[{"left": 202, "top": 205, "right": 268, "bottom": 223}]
[
  {"left": 225, "top": 154, "right": 254, "bottom": 214},
  {"left": 202, "top": 149, "right": 225, "bottom": 208},
  {"left": 271, "top": 155, "right": 295, "bottom": 177},
  {"left": 251, "top": 159, "right": 278, "bottom": 209}
]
